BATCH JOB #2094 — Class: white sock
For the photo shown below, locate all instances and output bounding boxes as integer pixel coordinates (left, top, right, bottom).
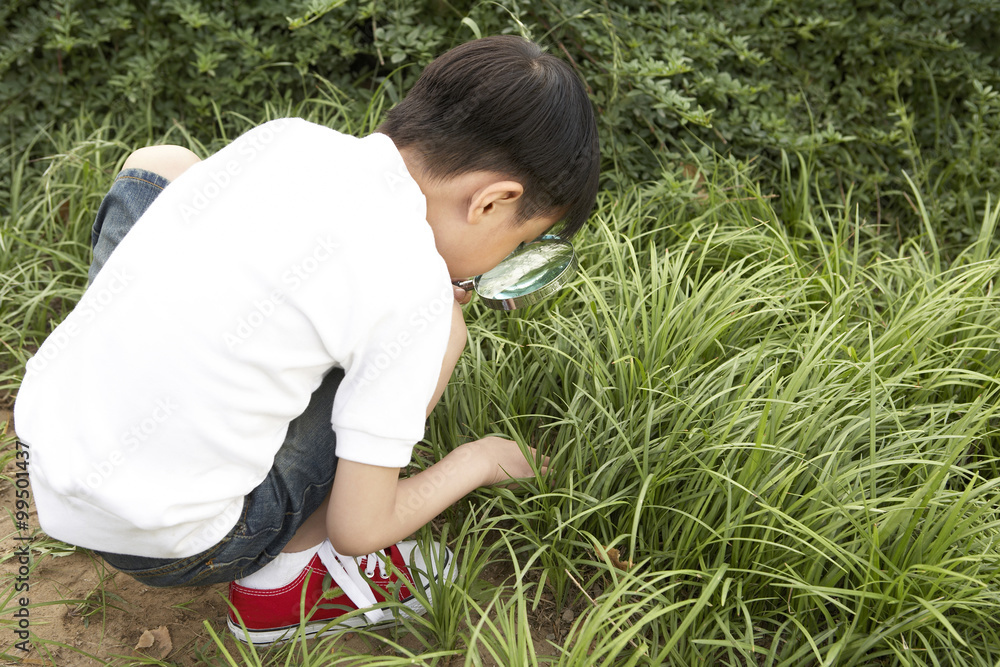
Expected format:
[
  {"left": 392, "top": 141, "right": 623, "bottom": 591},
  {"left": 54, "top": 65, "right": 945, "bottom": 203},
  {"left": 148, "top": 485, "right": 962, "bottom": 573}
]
[{"left": 236, "top": 542, "right": 324, "bottom": 589}]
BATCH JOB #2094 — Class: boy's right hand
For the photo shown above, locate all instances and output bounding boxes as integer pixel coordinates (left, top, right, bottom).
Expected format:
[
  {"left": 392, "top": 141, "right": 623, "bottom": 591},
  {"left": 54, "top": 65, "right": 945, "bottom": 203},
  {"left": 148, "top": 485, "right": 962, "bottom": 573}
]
[{"left": 468, "top": 436, "right": 548, "bottom": 487}]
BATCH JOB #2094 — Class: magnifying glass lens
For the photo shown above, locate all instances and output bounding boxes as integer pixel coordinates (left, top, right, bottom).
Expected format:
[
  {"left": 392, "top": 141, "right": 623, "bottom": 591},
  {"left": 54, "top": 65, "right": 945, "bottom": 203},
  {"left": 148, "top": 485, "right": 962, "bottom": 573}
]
[
  {"left": 476, "top": 243, "right": 574, "bottom": 299},
  {"left": 457, "top": 236, "right": 576, "bottom": 310}
]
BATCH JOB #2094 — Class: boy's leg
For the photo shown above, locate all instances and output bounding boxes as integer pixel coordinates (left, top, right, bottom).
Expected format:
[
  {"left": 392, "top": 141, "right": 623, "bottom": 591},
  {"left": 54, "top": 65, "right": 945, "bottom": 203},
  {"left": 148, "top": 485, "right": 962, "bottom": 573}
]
[
  {"left": 121, "top": 145, "right": 202, "bottom": 182},
  {"left": 89, "top": 146, "right": 200, "bottom": 283},
  {"left": 227, "top": 338, "right": 462, "bottom": 644}
]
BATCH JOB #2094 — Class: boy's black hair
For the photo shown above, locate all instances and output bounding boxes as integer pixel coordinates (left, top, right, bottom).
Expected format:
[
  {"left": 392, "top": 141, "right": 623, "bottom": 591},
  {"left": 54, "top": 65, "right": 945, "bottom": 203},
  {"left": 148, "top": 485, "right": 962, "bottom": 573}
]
[{"left": 378, "top": 35, "right": 600, "bottom": 239}]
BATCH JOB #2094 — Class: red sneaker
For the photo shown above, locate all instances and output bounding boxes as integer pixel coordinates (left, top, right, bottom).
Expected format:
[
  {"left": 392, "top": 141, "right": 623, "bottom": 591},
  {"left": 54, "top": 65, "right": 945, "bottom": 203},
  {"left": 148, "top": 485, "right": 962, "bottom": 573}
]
[{"left": 227, "top": 540, "right": 454, "bottom": 644}]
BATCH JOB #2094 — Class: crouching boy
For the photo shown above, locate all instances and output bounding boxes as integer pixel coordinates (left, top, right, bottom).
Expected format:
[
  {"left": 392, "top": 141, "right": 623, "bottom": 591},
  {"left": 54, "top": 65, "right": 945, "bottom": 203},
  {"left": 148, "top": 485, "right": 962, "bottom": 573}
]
[{"left": 14, "top": 35, "right": 599, "bottom": 644}]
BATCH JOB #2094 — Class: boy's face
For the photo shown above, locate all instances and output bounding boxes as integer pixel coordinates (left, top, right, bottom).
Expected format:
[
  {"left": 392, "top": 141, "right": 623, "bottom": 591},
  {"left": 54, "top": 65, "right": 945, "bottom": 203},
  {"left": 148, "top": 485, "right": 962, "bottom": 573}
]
[
  {"left": 435, "top": 212, "right": 558, "bottom": 280},
  {"left": 401, "top": 157, "right": 560, "bottom": 280}
]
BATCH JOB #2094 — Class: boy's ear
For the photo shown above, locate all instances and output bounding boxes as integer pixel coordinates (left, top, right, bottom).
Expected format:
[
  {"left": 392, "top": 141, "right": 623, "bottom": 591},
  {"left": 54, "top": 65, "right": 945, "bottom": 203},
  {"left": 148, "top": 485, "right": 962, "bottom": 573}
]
[{"left": 467, "top": 180, "right": 524, "bottom": 225}]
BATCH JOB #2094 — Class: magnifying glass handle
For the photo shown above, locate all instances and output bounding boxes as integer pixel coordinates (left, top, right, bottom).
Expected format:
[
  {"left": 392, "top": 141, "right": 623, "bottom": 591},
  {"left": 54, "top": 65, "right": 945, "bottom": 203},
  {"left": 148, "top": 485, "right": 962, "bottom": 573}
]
[{"left": 452, "top": 279, "right": 476, "bottom": 292}]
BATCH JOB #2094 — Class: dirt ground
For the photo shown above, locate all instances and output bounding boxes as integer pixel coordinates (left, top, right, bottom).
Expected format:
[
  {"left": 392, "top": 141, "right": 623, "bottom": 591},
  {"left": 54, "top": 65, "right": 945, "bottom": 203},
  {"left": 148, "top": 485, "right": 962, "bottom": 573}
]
[{"left": 0, "top": 410, "right": 570, "bottom": 666}]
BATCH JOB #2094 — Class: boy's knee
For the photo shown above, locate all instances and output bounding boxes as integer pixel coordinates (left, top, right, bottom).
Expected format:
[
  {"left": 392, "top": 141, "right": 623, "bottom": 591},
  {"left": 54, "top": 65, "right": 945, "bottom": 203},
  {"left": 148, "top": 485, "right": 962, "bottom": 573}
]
[{"left": 122, "top": 145, "right": 201, "bottom": 182}]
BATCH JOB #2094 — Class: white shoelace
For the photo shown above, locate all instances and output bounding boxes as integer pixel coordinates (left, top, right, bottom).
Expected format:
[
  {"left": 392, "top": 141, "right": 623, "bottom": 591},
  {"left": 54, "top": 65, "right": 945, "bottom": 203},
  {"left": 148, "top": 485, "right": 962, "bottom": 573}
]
[
  {"left": 363, "top": 551, "right": 390, "bottom": 579},
  {"left": 316, "top": 541, "right": 388, "bottom": 624}
]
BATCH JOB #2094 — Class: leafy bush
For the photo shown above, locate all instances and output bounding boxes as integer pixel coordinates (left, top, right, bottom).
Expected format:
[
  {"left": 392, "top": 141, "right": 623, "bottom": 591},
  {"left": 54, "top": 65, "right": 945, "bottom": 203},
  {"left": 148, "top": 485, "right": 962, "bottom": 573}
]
[
  {"left": 3, "top": 0, "right": 998, "bottom": 251},
  {"left": 523, "top": 0, "right": 1000, "bottom": 247}
]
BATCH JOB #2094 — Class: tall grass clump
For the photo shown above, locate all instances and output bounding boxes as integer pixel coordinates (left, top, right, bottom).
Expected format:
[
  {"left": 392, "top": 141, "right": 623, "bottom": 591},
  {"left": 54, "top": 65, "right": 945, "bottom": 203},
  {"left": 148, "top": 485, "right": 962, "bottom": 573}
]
[{"left": 425, "top": 161, "right": 1000, "bottom": 664}]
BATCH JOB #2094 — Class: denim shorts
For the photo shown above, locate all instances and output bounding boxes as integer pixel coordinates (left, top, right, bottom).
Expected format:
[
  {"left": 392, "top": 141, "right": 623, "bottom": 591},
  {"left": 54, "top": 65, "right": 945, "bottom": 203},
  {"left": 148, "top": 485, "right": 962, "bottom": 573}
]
[{"left": 89, "top": 169, "right": 340, "bottom": 587}]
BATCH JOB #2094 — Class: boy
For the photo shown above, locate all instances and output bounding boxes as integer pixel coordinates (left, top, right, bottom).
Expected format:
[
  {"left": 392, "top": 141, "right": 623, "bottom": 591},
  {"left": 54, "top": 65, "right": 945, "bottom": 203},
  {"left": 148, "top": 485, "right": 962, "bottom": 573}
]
[{"left": 13, "top": 35, "right": 599, "bottom": 644}]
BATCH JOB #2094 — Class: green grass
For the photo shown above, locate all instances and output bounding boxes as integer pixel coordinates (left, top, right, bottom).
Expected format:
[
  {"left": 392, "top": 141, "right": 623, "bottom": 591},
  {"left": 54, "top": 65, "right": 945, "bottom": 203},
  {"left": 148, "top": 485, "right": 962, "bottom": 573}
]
[
  {"left": 427, "top": 174, "right": 1000, "bottom": 665},
  {"left": 3, "top": 87, "right": 1000, "bottom": 665}
]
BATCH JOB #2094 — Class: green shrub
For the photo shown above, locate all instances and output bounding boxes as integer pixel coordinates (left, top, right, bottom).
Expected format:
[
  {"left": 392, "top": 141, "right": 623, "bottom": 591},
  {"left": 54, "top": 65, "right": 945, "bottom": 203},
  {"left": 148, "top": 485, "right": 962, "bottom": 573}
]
[
  {"left": 4, "top": 1, "right": 999, "bottom": 253},
  {"left": 520, "top": 0, "right": 1000, "bottom": 248}
]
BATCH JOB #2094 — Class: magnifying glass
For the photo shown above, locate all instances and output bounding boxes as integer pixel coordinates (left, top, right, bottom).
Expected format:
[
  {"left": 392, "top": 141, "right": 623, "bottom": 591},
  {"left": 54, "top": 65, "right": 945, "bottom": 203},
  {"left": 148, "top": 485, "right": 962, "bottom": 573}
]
[{"left": 452, "top": 235, "right": 577, "bottom": 311}]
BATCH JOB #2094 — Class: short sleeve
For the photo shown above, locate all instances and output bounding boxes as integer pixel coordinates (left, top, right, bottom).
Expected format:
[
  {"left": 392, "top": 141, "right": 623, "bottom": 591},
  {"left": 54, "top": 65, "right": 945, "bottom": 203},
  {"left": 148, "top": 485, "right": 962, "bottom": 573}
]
[{"left": 329, "top": 277, "right": 454, "bottom": 467}]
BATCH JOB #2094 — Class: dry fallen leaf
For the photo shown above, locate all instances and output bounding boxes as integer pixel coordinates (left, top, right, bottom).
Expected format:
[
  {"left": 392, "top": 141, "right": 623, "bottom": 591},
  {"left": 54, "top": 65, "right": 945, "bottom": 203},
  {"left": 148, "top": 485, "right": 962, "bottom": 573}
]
[
  {"left": 151, "top": 625, "right": 172, "bottom": 657},
  {"left": 135, "top": 630, "right": 154, "bottom": 650},
  {"left": 594, "top": 544, "right": 633, "bottom": 571},
  {"left": 135, "top": 625, "right": 172, "bottom": 659}
]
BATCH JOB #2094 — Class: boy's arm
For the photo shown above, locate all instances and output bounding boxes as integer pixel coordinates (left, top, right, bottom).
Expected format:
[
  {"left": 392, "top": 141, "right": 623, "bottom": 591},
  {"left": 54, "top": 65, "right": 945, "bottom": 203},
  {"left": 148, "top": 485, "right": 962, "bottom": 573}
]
[
  {"left": 327, "top": 437, "right": 537, "bottom": 556},
  {"left": 327, "top": 292, "right": 539, "bottom": 557}
]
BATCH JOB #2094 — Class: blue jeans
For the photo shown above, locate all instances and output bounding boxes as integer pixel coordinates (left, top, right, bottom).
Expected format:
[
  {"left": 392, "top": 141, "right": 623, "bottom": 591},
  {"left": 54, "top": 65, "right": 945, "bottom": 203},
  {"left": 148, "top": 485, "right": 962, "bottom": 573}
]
[{"left": 90, "top": 169, "right": 341, "bottom": 587}]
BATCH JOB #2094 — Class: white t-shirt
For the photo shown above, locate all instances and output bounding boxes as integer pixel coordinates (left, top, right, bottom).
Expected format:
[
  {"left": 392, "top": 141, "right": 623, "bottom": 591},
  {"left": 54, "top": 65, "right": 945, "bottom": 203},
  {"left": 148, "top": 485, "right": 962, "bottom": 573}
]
[{"left": 14, "top": 119, "right": 454, "bottom": 558}]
